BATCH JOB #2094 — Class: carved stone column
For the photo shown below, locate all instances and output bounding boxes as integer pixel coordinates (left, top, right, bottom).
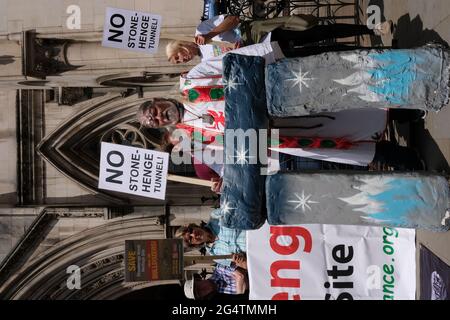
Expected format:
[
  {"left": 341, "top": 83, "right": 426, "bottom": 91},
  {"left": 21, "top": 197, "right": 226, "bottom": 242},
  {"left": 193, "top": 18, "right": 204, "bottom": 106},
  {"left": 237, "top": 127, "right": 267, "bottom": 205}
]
[{"left": 22, "top": 30, "right": 79, "bottom": 79}]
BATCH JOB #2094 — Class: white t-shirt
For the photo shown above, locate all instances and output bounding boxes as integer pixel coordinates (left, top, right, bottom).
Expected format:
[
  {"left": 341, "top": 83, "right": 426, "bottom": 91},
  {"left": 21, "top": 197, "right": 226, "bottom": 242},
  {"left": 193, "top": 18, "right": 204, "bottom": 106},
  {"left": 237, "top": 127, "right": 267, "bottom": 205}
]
[
  {"left": 196, "top": 14, "right": 241, "bottom": 44},
  {"left": 188, "top": 42, "right": 285, "bottom": 79},
  {"left": 198, "top": 44, "right": 234, "bottom": 61}
]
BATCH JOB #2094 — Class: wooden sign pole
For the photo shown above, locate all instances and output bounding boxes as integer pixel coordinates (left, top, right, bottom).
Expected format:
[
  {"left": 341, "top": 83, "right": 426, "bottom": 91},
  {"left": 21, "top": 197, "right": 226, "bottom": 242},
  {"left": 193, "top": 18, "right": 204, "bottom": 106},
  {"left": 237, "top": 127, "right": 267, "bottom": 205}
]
[
  {"left": 184, "top": 254, "right": 234, "bottom": 269},
  {"left": 161, "top": 34, "right": 235, "bottom": 49},
  {"left": 168, "top": 174, "right": 214, "bottom": 188}
]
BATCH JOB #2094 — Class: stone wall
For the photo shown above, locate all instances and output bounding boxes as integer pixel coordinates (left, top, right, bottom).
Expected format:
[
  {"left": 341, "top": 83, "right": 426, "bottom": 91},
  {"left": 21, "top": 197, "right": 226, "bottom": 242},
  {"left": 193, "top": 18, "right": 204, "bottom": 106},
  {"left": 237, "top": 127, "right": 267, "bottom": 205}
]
[{"left": 0, "top": 90, "right": 17, "bottom": 206}]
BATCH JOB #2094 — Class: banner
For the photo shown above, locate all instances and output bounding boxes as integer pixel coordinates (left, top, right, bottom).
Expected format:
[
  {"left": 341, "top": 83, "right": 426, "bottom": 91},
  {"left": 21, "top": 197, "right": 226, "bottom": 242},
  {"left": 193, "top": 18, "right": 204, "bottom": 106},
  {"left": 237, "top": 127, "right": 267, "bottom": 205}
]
[
  {"left": 125, "top": 239, "right": 184, "bottom": 282},
  {"left": 102, "top": 7, "right": 162, "bottom": 54},
  {"left": 98, "top": 142, "right": 169, "bottom": 200},
  {"left": 247, "top": 223, "right": 416, "bottom": 300},
  {"left": 420, "top": 245, "right": 450, "bottom": 300}
]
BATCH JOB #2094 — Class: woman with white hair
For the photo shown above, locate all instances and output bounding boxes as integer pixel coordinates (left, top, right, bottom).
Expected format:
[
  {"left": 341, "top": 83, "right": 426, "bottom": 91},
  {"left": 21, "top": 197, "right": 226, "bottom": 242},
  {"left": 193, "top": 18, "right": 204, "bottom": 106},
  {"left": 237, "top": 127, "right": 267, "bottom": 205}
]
[{"left": 166, "top": 40, "right": 235, "bottom": 64}]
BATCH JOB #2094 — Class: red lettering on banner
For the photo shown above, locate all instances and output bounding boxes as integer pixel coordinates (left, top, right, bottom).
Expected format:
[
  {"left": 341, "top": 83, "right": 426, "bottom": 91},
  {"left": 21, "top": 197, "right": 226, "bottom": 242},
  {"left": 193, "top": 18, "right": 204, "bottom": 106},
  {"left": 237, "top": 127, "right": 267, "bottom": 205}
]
[
  {"left": 270, "top": 260, "right": 300, "bottom": 288},
  {"left": 269, "top": 226, "right": 312, "bottom": 255},
  {"left": 269, "top": 226, "right": 313, "bottom": 300},
  {"left": 272, "top": 292, "right": 301, "bottom": 300}
]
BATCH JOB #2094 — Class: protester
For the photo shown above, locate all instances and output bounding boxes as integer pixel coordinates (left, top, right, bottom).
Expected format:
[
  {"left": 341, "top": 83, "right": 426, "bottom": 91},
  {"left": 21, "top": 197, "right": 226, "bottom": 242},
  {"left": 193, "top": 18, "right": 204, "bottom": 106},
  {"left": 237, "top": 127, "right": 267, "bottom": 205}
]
[
  {"left": 174, "top": 218, "right": 246, "bottom": 266},
  {"left": 166, "top": 40, "right": 236, "bottom": 64},
  {"left": 166, "top": 14, "right": 393, "bottom": 63},
  {"left": 166, "top": 39, "right": 279, "bottom": 65},
  {"left": 179, "top": 40, "right": 285, "bottom": 81},
  {"left": 184, "top": 264, "right": 248, "bottom": 300},
  {"left": 197, "top": 14, "right": 392, "bottom": 47}
]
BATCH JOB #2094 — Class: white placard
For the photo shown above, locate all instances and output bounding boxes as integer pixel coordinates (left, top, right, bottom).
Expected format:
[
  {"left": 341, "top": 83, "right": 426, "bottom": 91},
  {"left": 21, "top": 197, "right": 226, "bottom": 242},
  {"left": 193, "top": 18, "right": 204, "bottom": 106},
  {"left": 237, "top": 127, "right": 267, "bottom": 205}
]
[
  {"left": 247, "top": 223, "right": 416, "bottom": 300},
  {"left": 98, "top": 142, "right": 169, "bottom": 200},
  {"left": 102, "top": 7, "right": 162, "bottom": 54}
]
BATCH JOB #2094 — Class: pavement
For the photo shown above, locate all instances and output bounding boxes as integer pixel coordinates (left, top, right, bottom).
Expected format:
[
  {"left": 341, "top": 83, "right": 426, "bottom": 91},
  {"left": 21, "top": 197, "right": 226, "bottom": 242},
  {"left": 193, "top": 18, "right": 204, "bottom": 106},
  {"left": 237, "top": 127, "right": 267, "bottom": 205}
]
[{"left": 370, "top": 0, "right": 450, "bottom": 298}]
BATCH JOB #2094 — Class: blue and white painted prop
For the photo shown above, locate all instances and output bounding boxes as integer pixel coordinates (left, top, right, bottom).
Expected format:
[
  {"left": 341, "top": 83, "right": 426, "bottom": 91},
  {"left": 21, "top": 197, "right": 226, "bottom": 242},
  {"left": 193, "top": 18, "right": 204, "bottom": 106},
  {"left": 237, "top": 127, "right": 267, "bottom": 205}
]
[
  {"left": 267, "top": 44, "right": 450, "bottom": 116},
  {"left": 220, "top": 54, "right": 268, "bottom": 230},
  {"left": 267, "top": 173, "right": 450, "bottom": 232},
  {"left": 218, "top": 54, "right": 450, "bottom": 232}
]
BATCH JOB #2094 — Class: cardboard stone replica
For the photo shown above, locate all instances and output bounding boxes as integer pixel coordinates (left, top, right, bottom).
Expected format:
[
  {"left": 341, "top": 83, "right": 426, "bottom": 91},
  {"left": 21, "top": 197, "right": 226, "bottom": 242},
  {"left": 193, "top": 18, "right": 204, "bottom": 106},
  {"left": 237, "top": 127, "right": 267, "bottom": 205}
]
[
  {"left": 218, "top": 50, "right": 450, "bottom": 232},
  {"left": 267, "top": 44, "right": 450, "bottom": 115}
]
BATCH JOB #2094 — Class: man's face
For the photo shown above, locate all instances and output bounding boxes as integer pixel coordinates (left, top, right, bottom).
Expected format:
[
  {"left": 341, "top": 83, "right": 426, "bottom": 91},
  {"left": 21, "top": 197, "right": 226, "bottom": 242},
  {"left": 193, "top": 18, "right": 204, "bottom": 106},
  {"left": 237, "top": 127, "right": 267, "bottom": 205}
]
[
  {"left": 169, "top": 48, "right": 193, "bottom": 64},
  {"left": 141, "top": 99, "right": 180, "bottom": 128},
  {"left": 183, "top": 226, "right": 213, "bottom": 246}
]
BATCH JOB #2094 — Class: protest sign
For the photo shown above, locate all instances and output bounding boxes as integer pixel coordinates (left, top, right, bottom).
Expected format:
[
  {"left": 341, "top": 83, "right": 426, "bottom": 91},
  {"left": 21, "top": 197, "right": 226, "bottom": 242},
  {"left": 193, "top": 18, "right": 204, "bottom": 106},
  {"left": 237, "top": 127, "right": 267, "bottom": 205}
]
[
  {"left": 98, "top": 142, "right": 169, "bottom": 200},
  {"left": 247, "top": 223, "right": 416, "bottom": 300},
  {"left": 102, "top": 7, "right": 162, "bottom": 54},
  {"left": 125, "top": 239, "right": 184, "bottom": 282}
]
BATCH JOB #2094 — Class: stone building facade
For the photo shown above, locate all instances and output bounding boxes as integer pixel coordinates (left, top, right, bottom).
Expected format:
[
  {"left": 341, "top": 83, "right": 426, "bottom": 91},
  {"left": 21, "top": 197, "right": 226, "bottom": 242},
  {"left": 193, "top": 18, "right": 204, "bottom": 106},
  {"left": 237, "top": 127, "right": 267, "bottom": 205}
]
[
  {"left": 0, "top": 0, "right": 366, "bottom": 299},
  {"left": 0, "top": 0, "right": 219, "bottom": 299}
]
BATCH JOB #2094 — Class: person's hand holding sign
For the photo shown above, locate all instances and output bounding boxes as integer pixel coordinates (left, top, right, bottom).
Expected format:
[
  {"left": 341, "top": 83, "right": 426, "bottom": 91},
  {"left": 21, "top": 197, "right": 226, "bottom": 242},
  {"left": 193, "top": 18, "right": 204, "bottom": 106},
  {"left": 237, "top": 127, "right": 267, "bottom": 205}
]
[
  {"left": 211, "top": 177, "right": 223, "bottom": 194},
  {"left": 233, "top": 269, "right": 248, "bottom": 294},
  {"left": 195, "top": 34, "right": 211, "bottom": 45},
  {"left": 195, "top": 15, "right": 240, "bottom": 46},
  {"left": 232, "top": 253, "right": 247, "bottom": 270}
]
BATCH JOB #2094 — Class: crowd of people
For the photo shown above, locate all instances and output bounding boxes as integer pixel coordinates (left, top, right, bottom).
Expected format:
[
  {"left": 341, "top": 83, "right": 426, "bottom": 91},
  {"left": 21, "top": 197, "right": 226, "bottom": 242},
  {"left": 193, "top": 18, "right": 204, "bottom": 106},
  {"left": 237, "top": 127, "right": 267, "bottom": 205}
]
[{"left": 136, "top": 10, "right": 430, "bottom": 299}]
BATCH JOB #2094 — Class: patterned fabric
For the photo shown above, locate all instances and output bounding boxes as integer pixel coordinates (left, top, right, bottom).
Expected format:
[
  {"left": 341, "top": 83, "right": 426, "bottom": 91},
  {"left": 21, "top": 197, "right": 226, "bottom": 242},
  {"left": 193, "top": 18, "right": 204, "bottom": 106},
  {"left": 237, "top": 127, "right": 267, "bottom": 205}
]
[
  {"left": 205, "top": 217, "right": 247, "bottom": 267},
  {"left": 182, "top": 86, "right": 225, "bottom": 103},
  {"left": 175, "top": 123, "right": 221, "bottom": 145},
  {"left": 178, "top": 75, "right": 226, "bottom": 146},
  {"left": 180, "top": 73, "right": 223, "bottom": 91},
  {"left": 274, "top": 136, "right": 354, "bottom": 149},
  {"left": 205, "top": 217, "right": 221, "bottom": 235},
  {"left": 209, "top": 265, "right": 238, "bottom": 294}
]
